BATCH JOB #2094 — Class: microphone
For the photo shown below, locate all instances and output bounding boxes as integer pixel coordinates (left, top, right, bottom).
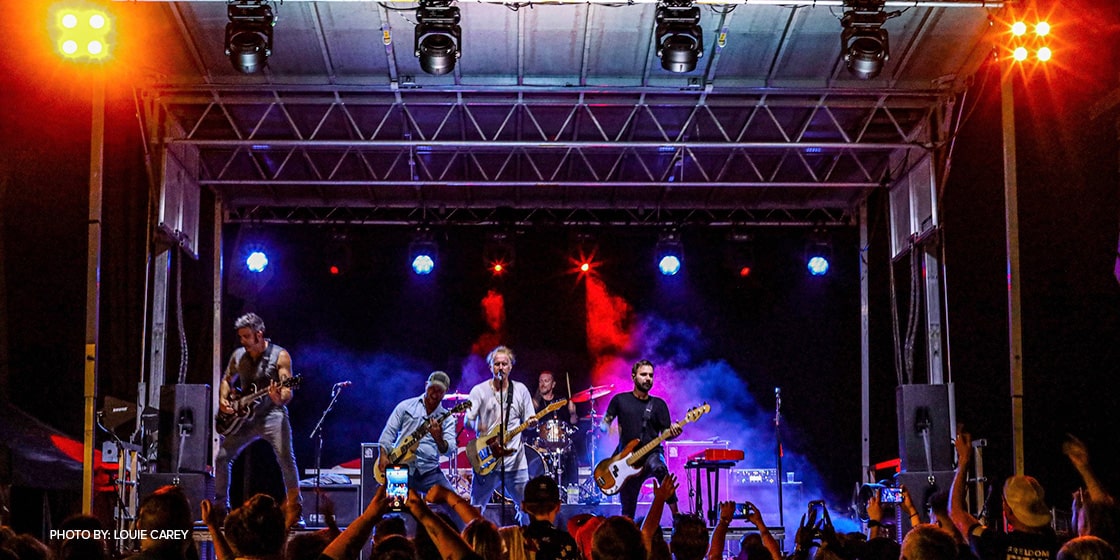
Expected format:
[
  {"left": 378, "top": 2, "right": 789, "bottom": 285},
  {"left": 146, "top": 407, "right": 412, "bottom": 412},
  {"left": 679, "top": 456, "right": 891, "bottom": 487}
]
[{"left": 333, "top": 381, "right": 352, "bottom": 390}]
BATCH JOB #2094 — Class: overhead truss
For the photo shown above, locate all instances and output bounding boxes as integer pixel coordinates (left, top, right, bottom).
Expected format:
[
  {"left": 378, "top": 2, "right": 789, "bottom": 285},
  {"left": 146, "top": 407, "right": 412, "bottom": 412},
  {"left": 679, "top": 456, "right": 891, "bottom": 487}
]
[{"left": 143, "top": 85, "right": 956, "bottom": 225}]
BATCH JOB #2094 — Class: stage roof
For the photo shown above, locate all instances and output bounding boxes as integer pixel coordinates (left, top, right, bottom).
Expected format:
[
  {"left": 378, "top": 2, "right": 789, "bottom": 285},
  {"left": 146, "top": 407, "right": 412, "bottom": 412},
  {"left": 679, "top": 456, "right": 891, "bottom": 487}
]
[{"left": 120, "top": 0, "right": 1002, "bottom": 226}]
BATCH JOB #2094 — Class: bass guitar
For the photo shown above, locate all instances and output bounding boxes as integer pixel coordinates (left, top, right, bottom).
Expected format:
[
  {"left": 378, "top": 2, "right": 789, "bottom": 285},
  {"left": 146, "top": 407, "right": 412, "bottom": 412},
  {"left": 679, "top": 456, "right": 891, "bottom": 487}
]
[
  {"left": 467, "top": 399, "right": 568, "bottom": 476},
  {"left": 594, "top": 402, "right": 710, "bottom": 495},
  {"left": 373, "top": 400, "right": 472, "bottom": 484},
  {"left": 215, "top": 375, "right": 303, "bottom": 436}
]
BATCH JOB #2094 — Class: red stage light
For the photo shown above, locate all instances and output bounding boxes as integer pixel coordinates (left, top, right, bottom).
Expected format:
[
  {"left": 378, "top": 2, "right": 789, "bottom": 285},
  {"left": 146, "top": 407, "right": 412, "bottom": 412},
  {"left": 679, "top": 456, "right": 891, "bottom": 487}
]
[
  {"left": 329, "top": 265, "right": 340, "bottom": 275},
  {"left": 580, "top": 262, "right": 591, "bottom": 273},
  {"left": 738, "top": 266, "right": 751, "bottom": 278}
]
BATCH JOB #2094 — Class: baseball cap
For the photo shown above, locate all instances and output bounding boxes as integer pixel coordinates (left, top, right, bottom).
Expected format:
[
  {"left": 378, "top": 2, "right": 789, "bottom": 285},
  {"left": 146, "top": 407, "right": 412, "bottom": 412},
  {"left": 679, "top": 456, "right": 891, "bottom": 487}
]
[
  {"left": 523, "top": 475, "right": 561, "bottom": 504},
  {"left": 1003, "top": 475, "right": 1052, "bottom": 528},
  {"left": 426, "top": 371, "right": 451, "bottom": 391}
]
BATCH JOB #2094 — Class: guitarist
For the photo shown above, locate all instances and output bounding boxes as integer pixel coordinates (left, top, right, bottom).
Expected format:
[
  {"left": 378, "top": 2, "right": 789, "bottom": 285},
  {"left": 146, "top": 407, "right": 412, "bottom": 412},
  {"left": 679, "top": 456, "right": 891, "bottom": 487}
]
[
  {"left": 466, "top": 345, "right": 537, "bottom": 521},
  {"left": 214, "top": 312, "right": 302, "bottom": 526},
  {"left": 376, "top": 371, "right": 458, "bottom": 493},
  {"left": 598, "top": 359, "right": 681, "bottom": 520}
]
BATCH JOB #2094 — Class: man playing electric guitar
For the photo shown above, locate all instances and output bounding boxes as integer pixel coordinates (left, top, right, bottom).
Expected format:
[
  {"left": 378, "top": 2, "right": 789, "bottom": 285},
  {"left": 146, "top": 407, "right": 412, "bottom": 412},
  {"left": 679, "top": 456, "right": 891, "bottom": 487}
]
[
  {"left": 465, "top": 345, "right": 537, "bottom": 522},
  {"left": 214, "top": 312, "right": 302, "bottom": 526},
  {"left": 598, "top": 359, "right": 682, "bottom": 520},
  {"left": 376, "top": 371, "right": 460, "bottom": 493}
]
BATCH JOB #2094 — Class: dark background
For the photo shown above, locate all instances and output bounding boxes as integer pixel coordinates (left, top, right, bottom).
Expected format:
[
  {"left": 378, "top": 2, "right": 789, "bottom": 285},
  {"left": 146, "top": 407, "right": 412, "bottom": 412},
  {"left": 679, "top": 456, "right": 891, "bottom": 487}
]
[{"left": 1, "top": 0, "right": 1118, "bottom": 534}]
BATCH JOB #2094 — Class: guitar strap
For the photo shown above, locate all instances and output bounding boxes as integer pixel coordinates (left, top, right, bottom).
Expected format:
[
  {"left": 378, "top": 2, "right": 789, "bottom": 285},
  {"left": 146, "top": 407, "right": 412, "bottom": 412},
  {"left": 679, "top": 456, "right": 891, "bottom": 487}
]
[{"left": 640, "top": 399, "right": 655, "bottom": 442}]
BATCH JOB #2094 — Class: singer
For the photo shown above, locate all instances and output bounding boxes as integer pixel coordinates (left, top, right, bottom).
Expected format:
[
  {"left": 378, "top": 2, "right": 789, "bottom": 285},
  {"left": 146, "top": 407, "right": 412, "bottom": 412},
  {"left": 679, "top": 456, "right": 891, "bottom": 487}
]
[
  {"left": 214, "top": 312, "right": 303, "bottom": 527},
  {"left": 465, "top": 345, "right": 536, "bottom": 522}
]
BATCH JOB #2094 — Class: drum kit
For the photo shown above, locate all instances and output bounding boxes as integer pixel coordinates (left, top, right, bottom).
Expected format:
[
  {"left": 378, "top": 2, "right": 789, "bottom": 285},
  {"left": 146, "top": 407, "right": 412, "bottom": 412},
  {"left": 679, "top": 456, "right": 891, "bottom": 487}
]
[{"left": 440, "top": 382, "right": 617, "bottom": 498}]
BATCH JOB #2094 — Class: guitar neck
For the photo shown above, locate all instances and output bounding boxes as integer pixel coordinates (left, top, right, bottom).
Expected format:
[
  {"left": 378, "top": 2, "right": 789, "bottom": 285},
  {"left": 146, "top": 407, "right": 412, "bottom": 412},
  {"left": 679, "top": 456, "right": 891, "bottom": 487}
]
[
  {"left": 625, "top": 418, "right": 692, "bottom": 467},
  {"left": 501, "top": 401, "right": 566, "bottom": 445}
]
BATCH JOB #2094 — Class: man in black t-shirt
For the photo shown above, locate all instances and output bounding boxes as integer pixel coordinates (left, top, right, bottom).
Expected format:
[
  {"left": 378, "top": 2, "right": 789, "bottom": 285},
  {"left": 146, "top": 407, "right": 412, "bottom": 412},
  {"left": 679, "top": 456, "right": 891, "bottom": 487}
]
[{"left": 599, "top": 359, "right": 682, "bottom": 519}]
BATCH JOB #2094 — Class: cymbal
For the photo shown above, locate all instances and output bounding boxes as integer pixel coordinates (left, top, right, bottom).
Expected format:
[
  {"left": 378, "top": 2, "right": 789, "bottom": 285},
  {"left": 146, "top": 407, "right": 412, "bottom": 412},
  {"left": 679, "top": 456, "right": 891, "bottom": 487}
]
[
  {"left": 443, "top": 393, "right": 470, "bottom": 401},
  {"left": 570, "top": 383, "right": 614, "bottom": 403}
]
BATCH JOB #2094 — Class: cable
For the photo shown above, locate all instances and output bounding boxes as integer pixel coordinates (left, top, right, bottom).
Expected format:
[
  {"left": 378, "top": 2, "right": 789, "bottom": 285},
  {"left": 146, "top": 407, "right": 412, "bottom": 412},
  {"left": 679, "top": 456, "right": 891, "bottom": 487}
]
[{"left": 176, "top": 251, "right": 189, "bottom": 385}]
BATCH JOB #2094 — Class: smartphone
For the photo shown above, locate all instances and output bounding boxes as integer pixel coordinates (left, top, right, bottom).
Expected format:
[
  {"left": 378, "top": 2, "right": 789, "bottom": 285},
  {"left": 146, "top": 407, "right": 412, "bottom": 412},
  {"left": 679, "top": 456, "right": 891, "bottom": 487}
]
[
  {"left": 386, "top": 465, "right": 408, "bottom": 512},
  {"left": 879, "top": 487, "right": 904, "bottom": 504},
  {"left": 732, "top": 502, "right": 754, "bottom": 519}
]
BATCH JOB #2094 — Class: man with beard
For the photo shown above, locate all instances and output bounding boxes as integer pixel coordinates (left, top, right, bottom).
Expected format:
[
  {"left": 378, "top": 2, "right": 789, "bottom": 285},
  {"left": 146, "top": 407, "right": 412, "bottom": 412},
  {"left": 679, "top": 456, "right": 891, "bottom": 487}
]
[{"left": 599, "top": 359, "right": 681, "bottom": 520}]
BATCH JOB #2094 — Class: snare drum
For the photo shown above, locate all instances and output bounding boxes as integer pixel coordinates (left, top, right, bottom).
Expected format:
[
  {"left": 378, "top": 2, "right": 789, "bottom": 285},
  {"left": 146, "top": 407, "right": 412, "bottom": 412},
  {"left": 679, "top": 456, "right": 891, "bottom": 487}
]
[{"left": 535, "top": 419, "right": 572, "bottom": 452}]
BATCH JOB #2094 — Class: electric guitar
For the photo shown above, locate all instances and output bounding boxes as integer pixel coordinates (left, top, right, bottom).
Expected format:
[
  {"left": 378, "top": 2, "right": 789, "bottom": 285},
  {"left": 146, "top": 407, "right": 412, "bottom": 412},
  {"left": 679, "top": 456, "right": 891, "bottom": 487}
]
[
  {"left": 594, "top": 402, "right": 711, "bottom": 495},
  {"left": 373, "top": 400, "right": 472, "bottom": 484},
  {"left": 215, "top": 375, "right": 303, "bottom": 436},
  {"left": 467, "top": 399, "right": 568, "bottom": 476}
]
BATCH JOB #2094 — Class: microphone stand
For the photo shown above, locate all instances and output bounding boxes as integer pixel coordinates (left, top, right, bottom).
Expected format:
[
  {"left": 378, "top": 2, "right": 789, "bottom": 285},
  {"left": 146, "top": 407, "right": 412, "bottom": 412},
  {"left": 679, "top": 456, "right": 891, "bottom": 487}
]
[
  {"left": 310, "top": 383, "right": 346, "bottom": 526},
  {"left": 774, "top": 387, "right": 784, "bottom": 530},
  {"left": 499, "top": 376, "right": 513, "bottom": 526}
]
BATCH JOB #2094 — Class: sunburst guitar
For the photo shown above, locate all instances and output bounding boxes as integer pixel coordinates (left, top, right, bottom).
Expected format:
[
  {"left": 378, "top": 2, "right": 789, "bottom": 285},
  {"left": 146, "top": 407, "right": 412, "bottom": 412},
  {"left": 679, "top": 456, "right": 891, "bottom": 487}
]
[
  {"left": 466, "top": 399, "right": 569, "bottom": 476},
  {"left": 594, "top": 402, "right": 711, "bottom": 495}
]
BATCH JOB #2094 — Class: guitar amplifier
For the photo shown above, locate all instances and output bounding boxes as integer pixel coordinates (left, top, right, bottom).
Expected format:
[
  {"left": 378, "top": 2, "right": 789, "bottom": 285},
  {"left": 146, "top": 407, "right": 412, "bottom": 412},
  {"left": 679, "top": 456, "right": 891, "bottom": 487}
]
[{"left": 360, "top": 443, "right": 380, "bottom": 508}]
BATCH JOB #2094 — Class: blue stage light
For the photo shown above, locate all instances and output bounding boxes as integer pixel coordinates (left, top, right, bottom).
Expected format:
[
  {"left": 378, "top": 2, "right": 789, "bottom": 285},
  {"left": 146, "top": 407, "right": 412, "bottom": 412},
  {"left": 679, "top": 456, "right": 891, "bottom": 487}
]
[
  {"left": 246, "top": 250, "right": 269, "bottom": 272},
  {"left": 658, "top": 255, "right": 682, "bottom": 276},
  {"left": 412, "top": 253, "right": 435, "bottom": 275},
  {"left": 807, "top": 255, "right": 830, "bottom": 276}
]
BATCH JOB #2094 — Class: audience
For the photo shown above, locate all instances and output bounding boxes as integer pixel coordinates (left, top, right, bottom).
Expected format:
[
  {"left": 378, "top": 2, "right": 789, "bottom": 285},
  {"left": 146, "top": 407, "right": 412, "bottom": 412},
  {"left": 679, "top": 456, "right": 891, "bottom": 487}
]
[
  {"left": 127, "top": 484, "right": 195, "bottom": 560},
  {"left": 902, "top": 525, "right": 959, "bottom": 560},
  {"left": 223, "top": 494, "right": 287, "bottom": 560},
  {"left": 592, "top": 516, "right": 646, "bottom": 560},
  {"left": 1057, "top": 536, "right": 1118, "bottom": 560}
]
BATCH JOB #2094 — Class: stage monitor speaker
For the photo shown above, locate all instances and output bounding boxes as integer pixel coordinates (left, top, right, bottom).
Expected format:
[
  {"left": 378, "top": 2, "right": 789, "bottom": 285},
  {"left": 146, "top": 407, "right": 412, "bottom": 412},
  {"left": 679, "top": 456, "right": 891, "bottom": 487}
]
[
  {"left": 138, "top": 472, "right": 214, "bottom": 523},
  {"left": 158, "top": 384, "right": 212, "bottom": 474},
  {"left": 895, "top": 384, "right": 953, "bottom": 473},
  {"left": 360, "top": 443, "right": 380, "bottom": 508}
]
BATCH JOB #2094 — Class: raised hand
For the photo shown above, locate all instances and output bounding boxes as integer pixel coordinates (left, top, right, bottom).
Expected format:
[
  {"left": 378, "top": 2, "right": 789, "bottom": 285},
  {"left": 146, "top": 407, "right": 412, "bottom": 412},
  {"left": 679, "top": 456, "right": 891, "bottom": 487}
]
[
  {"left": 1063, "top": 434, "right": 1090, "bottom": 469},
  {"left": 654, "top": 474, "right": 679, "bottom": 503}
]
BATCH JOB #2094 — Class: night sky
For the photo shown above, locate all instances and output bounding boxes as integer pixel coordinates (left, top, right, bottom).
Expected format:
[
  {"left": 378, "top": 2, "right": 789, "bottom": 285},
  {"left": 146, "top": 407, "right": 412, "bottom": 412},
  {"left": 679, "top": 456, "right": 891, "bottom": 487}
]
[{"left": 1, "top": 0, "right": 1118, "bottom": 532}]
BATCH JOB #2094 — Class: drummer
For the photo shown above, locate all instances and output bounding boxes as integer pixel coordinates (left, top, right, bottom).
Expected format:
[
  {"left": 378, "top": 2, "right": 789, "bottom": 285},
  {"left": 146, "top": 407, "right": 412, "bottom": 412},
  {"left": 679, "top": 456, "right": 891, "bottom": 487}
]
[{"left": 532, "top": 370, "right": 578, "bottom": 425}]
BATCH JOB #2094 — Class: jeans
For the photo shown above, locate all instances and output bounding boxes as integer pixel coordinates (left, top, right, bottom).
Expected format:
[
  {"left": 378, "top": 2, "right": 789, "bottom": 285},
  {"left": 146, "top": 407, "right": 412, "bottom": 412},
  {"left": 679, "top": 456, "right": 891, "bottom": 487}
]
[
  {"left": 619, "top": 452, "right": 674, "bottom": 520},
  {"left": 470, "top": 466, "right": 529, "bottom": 524},
  {"left": 214, "top": 405, "right": 302, "bottom": 509}
]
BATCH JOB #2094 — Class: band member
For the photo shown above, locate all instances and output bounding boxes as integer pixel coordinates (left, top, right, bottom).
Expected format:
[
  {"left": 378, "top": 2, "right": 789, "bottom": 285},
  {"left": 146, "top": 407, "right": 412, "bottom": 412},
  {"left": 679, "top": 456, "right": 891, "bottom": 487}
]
[
  {"left": 599, "top": 359, "right": 681, "bottom": 520},
  {"left": 532, "top": 371, "right": 578, "bottom": 425},
  {"left": 466, "top": 346, "right": 537, "bottom": 519},
  {"left": 215, "top": 313, "right": 302, "bottom": 523},
  {"left": 532, "top": 370, "right": 579, "bottom": 486},
  {"left": 377, "top": 371, "right": 458, "bottom": 493}
]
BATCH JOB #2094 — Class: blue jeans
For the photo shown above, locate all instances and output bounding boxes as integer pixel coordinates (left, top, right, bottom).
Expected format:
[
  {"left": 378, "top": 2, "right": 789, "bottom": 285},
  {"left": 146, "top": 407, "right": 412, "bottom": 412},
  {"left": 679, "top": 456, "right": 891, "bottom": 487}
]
[
  {"left": 215, "top": 405, "right": 302, "bottom": 509},
  {"left": 410, "top": 466, "right": 454, "bottom": 495},
  {"left": 470, "top": 466, "right": 529, "bottom": 524}
]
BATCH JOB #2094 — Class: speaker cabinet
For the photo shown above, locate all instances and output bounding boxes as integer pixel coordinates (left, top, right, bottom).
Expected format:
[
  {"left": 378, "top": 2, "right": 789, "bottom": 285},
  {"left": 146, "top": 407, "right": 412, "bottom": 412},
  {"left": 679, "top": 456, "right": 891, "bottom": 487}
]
[
  {"left": 895, "top": 384, "right": 953, "bottom": 472},
  {"left": 360, "top": 443, "right": 380, "bottom": 509},
  {"left": 138, "top": 472, "right": 214, "bottom": 523},
  {"left": 158, "top": 384, "right": 212, "bottom": 474}
]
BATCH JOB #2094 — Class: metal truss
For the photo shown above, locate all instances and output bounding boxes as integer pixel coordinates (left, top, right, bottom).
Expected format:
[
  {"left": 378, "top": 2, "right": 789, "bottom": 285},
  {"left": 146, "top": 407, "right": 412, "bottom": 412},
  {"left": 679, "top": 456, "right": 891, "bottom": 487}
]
[{"left": 144, "top": 85, "right": 953, "bottom": 224}]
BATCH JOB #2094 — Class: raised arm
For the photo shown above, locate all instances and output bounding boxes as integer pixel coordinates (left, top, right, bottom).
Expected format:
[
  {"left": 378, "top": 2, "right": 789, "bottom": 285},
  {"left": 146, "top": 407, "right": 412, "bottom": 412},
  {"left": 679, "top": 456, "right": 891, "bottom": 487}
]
[
  {"left": 1063, "top": 435, "right": 1112, "bottom": 504},
  {"left": 201, "top": 499, "right": 234, "bottom": 560},
  {"left": 748, "top": 503, "right": 782, "bottom": 560},
  {"left": 642, "top": 474, "right": 678, "bottom": 546},
  {"left": 407, "top": 490, "right": 477, "bottom": 560},
  {"left": 949, "top": 431, "right": 981, "bottom": 539},
  {"left": 427, "top": 484, "right": 482, "bottom": 525},
  {"left": 707, "top": 502, "right": 736, "bottom": 560},
  {"left": 321, "top": 485, "right": 389, "bottom": 560}
]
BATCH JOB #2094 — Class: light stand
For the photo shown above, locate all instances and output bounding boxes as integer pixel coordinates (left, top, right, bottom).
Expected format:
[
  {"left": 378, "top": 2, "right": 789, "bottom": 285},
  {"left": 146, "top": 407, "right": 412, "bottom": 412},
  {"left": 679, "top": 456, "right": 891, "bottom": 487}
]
[{"left": 309, "top": 382, "right": 347, "bottom": 526}]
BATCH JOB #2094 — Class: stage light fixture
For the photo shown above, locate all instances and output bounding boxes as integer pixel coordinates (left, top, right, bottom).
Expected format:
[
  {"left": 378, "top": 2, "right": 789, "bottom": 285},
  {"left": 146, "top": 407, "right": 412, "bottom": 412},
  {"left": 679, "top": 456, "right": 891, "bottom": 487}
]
[
  {"left": 414, "top": 0, "right": 461, "bottom": 76},
  {"left": 53, "top": 7, "right": 113, "bottom": 61},
  {"left": 323, "top": 234, "right": 353, "bottom": 277},
  {"left": 655, "top": 232, "right": 684, "bottom": 276},
  {"left": 805, "top": 240, "right": 832, "bottom": 276},
  {"left": 226, "top": 1, "right": 275, "bottom": 74},
  {"left": 246, "top": 250, "right": 269, "bottom": 273},
  {"left": 654, "top": 0, "right": 704, "bottom": 73},
  {"left": 840, "top": 1, "right": 898, "bottom": 80},
  {"left": 724, "top": 232, "right": 755, "bottom": 279},
  {"left": 409, "top": 233, "right": 438, "bottom": 276},
  {"left": 483, "top": 232, "right": 515, "bottom": 276}
]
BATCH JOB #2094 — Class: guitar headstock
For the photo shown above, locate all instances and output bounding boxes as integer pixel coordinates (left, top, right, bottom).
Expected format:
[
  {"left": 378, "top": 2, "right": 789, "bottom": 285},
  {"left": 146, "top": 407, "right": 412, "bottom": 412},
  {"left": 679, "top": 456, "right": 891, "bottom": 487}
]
[
  {"left": 284, "top": 375, "right": 303, "bottom": 388},
  {"left": 451, "top": 400, "right": 472, "bottom": 413},
  {"left": 542, "top": 399, "right": 568, "bottom": 415},
  {"left": 684, "top": 403, "right": 710, "bottom": 422}
]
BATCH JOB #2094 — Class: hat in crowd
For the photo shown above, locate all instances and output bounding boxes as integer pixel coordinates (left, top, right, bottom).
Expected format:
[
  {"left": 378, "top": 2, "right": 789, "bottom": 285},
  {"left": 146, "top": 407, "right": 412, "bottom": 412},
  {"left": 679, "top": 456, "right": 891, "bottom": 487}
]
[
  {"left": 427, "top": 371, "right": 451, "bottom": 391},
  {"left": 567, "top": 514, "right": 605, "bottom": 559},
  {"left": 1003, "top": 475, "right": 1052, "bottom": 528},
  {"left": 523, "top": 475, "right": 561, "bottom": 504}
]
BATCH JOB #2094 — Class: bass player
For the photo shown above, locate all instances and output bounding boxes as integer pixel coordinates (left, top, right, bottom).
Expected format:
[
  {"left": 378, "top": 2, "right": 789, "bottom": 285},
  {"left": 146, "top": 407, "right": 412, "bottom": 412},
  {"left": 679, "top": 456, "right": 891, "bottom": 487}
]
[
  {"left": 377, "top": 371, "right": 459, "bottom": 493},
  {"left": 466, "top": 345, "right": 537, "bottom": 521},
  {"left": 598, "top": 359, "right": 681, "bottom": 520},
  {"left": 214, "top": 312, "right": 302, "bottom": 526}
]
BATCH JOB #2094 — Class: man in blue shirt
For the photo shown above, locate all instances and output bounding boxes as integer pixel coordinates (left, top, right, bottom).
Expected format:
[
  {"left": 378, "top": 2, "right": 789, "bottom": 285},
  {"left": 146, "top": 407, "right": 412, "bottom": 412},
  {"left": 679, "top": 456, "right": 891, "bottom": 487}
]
[{"left": 378, "top": 371, "right": 459, "bottom": 492}]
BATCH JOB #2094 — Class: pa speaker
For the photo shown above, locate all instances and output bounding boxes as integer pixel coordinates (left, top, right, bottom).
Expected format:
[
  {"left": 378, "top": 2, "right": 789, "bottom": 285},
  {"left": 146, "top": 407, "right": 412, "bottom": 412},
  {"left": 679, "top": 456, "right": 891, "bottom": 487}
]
[
  {"left": 158, "top": 384, "right": 212, "bottom": 474},
  {"left": 138, "top": 472, "right": 214, "bottom": 523},
  {"left": 360, "top": 443, "right": 380, "bottom": 508},
  {"left": 895, "top": 384, "right": 953, "bottom": 473}
]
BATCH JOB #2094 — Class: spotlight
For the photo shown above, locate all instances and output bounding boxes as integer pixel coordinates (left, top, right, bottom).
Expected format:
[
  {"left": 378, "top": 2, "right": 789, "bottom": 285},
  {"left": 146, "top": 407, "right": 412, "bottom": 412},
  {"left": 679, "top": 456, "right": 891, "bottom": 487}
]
[
  {"left": 806, "top": 240, "right": 832, "bottom": 277},
  {"left": 53, "top": 7, "right": 113, "bottom": 61},
  {"left": 483, "top": 232, "right": 515, "bottom": 276},
  {"left": 840, "top": 1, "right": 897, "bottom": 80},
  {"left": 246, "top": 250, "right": 269, "bottom": 273},
  {"left": 323, "top": 234, "right": 352, "bottom": 276},
  {"left": 226, "top": 1, "right": 275, "bottom": 74},
  {"left": 409, "top": 234, "right": 438, "bottom": 276},
  {"left": 655, "top": 232, "right": 684, "bottom": 276},
  {"left": 570, "top": 232, "right": 599, "bottom": 275},
  {"left": 414, "top": 0, "right": 461, "bottom": 76},
  {"left": 655, "top": 0, "right": 704, "bottom": 73}
]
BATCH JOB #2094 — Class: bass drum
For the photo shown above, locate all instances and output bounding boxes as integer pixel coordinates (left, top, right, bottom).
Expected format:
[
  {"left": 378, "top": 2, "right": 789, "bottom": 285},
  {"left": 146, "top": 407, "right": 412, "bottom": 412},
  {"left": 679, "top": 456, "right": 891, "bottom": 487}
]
[{"left": 526, "top": 445, "right": 551, "bottom": 479}]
